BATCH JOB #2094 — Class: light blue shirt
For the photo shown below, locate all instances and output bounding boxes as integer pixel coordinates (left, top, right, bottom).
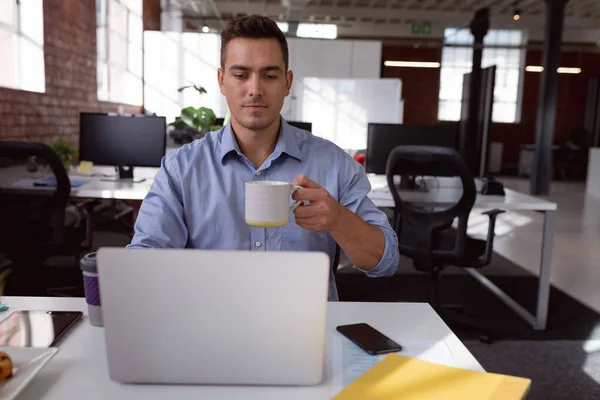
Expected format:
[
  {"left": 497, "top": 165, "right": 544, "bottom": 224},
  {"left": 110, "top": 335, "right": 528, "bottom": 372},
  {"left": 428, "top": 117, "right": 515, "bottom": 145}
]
[{"left": 128, "top": 117, "right": 400, "bottom": 300}]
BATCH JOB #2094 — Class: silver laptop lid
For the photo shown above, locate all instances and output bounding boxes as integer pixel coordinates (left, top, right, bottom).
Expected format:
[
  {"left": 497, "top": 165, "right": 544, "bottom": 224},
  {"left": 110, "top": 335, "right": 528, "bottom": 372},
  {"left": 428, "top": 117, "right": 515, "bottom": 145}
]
[{"left": 97, "top": 248, "right": 330, "bottom": 386}]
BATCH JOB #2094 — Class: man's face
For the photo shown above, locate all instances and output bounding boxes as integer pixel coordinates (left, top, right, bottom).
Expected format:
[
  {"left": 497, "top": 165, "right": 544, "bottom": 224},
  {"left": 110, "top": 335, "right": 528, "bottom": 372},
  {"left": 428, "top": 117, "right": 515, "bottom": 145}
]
[{"left": 218, "top": 38, "right": 293, "bottom": 132}]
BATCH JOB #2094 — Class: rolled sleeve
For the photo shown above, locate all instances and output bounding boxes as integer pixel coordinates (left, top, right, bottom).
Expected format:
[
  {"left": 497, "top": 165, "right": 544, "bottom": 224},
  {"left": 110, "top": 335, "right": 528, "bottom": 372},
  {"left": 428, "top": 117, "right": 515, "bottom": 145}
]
[
  {"left": 357, "top": 224, "right": 399, "bottom": 277},
  {"left": 127, "top": 153, "right": 188, "bottom": 249},
  {"left": 338, "top": 154, "right": 400, "bottom": 277}
]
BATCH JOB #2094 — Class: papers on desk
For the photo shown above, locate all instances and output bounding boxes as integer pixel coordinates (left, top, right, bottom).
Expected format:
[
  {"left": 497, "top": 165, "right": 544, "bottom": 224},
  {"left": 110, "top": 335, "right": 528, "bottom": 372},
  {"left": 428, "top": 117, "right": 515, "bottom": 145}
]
[
  {"left": 11, "top": 177, "right": 88, "bottom": 189},
  {"left": 33, "top": 176, "right": 88, "bottom": 187},
  {"left": 332, "top": 335, "right": 531, "bottom": 400},
  {"left": 332, "top": 335, "right": 456, "bottom": 397}
]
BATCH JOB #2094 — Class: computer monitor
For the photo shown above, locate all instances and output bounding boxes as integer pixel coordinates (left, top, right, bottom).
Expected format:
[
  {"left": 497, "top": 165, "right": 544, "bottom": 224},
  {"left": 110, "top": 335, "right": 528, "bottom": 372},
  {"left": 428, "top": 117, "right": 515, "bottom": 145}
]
[
  {"left": 79, "top": 113, "right": 166, "bottom": 182},
  {"left": 287, "top": 121, "right": 312, "bottom": 132},
  {"left": 365, "top": 123, "right": 458, "bottom": 177}
]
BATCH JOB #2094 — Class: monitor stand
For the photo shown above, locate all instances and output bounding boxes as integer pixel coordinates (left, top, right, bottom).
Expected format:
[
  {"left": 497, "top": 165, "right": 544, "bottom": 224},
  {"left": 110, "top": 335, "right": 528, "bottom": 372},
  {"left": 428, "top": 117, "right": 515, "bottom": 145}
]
[
  {"left": 395, "top": 175, "right": 428, "bottom": 192},
  {"left": 100, "top": 166, "right": 146, "bottom": 183}
]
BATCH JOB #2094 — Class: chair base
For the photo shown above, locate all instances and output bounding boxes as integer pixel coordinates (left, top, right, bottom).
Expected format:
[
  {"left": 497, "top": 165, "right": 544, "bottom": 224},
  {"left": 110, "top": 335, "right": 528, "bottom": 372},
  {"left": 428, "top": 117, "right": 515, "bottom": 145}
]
[
  {"left": 429, "top": 271, "right": 494, "bottom": 344},
  {"left": 437, "top": 306, "right": 494, "bottom": 344}
]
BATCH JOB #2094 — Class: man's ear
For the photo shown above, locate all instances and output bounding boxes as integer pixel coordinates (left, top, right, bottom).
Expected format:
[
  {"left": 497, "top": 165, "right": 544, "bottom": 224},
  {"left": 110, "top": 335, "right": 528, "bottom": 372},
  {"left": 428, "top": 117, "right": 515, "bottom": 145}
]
[
  {"left": 218, "top": 68, "right": 225, "bottom": 95},
  {"left": 285, "top": 70, "right": 293, "bottom": 97}
]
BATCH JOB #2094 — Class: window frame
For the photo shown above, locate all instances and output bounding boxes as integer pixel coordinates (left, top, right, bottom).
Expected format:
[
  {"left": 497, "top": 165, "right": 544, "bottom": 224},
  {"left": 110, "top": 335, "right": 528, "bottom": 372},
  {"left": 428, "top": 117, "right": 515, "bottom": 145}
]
[
  {"left": 96, "top": 0, "right": 143, "bottom": 105},
  {"left": 0, "top": 0, "right": 46, "bottom": 93},
  {"left": 438, "top": 28, "right": 526, "bottom": 124}
]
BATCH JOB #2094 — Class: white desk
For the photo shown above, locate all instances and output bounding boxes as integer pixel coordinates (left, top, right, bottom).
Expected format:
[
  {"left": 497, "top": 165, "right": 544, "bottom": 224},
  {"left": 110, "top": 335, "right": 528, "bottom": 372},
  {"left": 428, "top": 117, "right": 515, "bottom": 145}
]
[
  {"left": 0, "top": 166, "right": 158, "bottom": 201},
  {"left": 367, "top": 174, "right": 558, "bottom": 331},
  {"left": 367, "top": 174, "right": 557, "bottom": 211},
  {"left": 0, "top": 297, "right": 483, "bottom": 400}
]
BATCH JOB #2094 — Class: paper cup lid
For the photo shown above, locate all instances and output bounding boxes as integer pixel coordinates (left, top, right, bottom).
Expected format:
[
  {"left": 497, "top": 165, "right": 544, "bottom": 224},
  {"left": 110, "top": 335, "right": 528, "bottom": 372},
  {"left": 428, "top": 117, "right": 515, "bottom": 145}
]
[{"left": 80, "top": 252, "right": 97, "bottom": 273}]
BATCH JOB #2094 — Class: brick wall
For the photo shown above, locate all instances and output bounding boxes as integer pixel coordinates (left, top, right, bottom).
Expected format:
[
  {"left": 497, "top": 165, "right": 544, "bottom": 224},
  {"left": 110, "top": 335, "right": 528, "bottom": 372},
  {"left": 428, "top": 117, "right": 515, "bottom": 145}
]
[
  {"left": 143, "top": 0, "right": 160, "bottom": 31},
  {"left": 382, "top": 45, "right": 442, "bottom": 125},
  {"left": 0, "top": 0, "right": 142, "bottom": 148}
]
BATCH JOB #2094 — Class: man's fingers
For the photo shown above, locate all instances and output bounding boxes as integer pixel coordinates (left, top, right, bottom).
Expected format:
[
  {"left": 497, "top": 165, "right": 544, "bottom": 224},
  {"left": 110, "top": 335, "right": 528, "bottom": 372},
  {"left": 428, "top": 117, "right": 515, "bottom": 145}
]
[
  {"left": 293, "top": 203, "right": 327, "bottom": 219},
  {"left": 295, "top": 220, "right": 325, "bottom": 232},
  {"left": 292, "top": 188, "right": 327, "bottom": 202},
  {"left": 291, "top": 174, "right": 320, "bottom": 189}
]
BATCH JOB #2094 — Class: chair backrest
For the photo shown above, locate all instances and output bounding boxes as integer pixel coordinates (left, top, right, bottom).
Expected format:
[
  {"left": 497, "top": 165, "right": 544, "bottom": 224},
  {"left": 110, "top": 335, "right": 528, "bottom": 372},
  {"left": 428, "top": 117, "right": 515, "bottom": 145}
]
[
  {"left": 0, "top": 141, "right": 71, "bottom": 247},
  {"left": 386, "top": 145, "right": 476, "bottom": 269}
]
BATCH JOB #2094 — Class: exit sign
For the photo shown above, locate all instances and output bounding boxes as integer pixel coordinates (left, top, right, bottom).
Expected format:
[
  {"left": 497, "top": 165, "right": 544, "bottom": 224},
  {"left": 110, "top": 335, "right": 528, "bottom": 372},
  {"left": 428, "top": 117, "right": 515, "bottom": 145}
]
[{"left": 411, "top": 21, "right": 432, "bottom": 36}]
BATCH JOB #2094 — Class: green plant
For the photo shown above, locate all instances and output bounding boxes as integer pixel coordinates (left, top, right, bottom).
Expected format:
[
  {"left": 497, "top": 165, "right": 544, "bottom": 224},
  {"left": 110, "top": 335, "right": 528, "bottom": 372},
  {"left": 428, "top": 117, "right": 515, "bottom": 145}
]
[
  {"left": 49, "top": 138, "right": 77, "bottom": 169},
  {"left": 170, "top": 84, "right": 219, "bottom": 135}
]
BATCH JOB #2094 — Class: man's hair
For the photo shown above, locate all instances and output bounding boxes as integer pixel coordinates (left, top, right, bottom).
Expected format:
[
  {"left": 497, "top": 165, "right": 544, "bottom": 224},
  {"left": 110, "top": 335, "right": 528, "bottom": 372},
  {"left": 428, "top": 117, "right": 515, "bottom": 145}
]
[{"left": 220, "top": 15, "right": 289, "bottom": 71}]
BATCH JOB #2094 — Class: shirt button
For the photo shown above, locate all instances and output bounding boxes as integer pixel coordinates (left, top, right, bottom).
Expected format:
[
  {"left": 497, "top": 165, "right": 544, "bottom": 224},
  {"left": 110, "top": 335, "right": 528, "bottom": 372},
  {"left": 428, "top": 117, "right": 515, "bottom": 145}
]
[
  {"left": 255, "top": 241, "right": 262, "bottom": 247},
  {"left": 256, "top": 171, "right": 261, "bottom": 176}
]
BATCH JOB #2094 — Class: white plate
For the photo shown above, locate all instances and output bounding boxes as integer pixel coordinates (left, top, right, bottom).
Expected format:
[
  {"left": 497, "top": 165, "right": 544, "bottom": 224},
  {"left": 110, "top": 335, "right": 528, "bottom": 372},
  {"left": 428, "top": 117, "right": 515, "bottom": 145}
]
[{"left": 0, "top": 347, "right": 59, "bottom": 400}]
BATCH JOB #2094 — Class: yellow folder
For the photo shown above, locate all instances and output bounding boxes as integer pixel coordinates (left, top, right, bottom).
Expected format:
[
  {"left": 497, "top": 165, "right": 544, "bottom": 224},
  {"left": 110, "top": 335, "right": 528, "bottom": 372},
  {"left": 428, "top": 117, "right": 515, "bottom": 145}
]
[{"left": 333, "top": 354, "right": 531, "bottom": 400}]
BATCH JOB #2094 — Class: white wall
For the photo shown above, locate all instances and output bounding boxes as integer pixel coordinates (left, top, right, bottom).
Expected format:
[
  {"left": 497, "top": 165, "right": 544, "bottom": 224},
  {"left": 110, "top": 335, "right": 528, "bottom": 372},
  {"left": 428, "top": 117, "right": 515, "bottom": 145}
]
[
  {"left": 143, "top": 33, "right": 385, "bottom": 135},
  {"left": 143, "top": 32, "right": 227, "bottom": 123},
  {"left": 282, "top": 38, "right": 382, "bottom": 121},
  {"left": 297, "top": 78, "right": 403, "bottom": 150}
]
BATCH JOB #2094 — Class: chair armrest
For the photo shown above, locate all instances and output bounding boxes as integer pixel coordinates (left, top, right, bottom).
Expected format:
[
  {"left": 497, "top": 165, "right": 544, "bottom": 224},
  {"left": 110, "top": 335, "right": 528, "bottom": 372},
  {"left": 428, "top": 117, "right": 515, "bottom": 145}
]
[{"left": 478, "top": 209, "right": 505, "bottom": 266}]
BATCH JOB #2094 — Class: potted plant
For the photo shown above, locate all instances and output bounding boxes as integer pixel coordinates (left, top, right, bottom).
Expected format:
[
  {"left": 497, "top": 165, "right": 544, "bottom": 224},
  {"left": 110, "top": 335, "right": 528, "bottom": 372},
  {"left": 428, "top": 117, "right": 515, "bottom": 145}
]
[
  {"left": 169, "top": 84, "right": 223, "bottom": 144},
  {"left": 48, "top": 138, "right": 78, "bottom": 171}
]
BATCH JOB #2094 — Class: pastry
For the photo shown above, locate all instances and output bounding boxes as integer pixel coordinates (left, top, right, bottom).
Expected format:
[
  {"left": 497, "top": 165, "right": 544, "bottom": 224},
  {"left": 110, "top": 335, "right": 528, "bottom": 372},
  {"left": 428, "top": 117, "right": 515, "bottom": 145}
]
[{"left": 0, "top": 351, "right": 13, "bottom": 382}]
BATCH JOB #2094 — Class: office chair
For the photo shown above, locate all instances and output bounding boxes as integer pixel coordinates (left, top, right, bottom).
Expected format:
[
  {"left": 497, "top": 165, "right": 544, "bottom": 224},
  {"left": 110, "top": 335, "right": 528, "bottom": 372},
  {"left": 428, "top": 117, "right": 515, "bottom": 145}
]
[
  {"left": 0, "top": 141, "right": 88, "bottom": 295},
  {"left": 333, "top": 243, "right": 341, "bottom": 275},
  {"left": 386, "top": 145, "right": 504, "bottom": 342}
]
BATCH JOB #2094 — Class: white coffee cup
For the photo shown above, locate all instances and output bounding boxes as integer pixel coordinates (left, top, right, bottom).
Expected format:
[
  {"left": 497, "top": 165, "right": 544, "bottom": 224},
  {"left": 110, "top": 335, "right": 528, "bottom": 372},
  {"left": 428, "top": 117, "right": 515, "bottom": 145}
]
[{"left": 245, "top": 181, "right": 302, "bottom": 228}]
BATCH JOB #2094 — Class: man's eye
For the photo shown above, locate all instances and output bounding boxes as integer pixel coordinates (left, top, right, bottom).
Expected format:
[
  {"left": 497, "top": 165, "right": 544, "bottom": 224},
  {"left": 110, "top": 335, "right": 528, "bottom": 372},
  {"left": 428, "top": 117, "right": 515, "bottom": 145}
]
[
  {"left": 235, "top": 74, "right": 246, "bottom": 79},
  {"left": 265, "top": 75, "right": 277, "bottom": 80}
]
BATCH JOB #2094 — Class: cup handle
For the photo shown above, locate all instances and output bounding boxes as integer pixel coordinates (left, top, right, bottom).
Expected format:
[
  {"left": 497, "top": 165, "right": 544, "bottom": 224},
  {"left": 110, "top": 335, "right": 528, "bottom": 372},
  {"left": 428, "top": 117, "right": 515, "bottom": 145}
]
[{"left": 290, "top": 185, "right": 302, "bottom": 212}]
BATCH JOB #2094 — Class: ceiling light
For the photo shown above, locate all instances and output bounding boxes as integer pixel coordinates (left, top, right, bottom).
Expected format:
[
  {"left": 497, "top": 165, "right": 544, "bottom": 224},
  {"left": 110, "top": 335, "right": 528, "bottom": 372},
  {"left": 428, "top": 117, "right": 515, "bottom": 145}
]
[
  {"left": 297, "top": 23, "right": 337, "bottom": 39},
  {"left": 276, "top": 21, "right": 289, "bottom": 33},
  {"left": 525, "top": 65, "right": 582, "bottom": 74},
  {"left": 525, "top": 65, "right": 544, "bottom": 72},
  {"left": 202, "top": 25, "right": 209, "bottom": 33},
  {"left": 513, "top": 1, "right": 521, "bottom": 21},
  {"left": 558, "top": 67, "right": 582, "bottom": 74},
  {"left": 384, "top": 61, "right": 441, "bottom": 68}
]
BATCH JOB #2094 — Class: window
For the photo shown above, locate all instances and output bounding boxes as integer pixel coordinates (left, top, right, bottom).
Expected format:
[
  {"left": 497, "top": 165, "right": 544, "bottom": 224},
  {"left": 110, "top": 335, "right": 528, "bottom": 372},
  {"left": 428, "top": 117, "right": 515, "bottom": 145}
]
[
  {"left": 96, "top": 0, "right": 143, "bottom": 105},
  {"left": 0, "top": 0, "right": 45, "bottom": 93},
  {"left": 438, "top": 28, "right": 525, "bottom": 123}
]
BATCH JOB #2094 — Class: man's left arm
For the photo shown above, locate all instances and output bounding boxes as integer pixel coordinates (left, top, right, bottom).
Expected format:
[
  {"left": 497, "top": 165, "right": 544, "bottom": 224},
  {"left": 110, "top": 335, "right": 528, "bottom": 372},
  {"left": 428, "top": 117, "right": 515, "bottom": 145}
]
[{"left": 292, "top": 172, "right": 399, "bottom": 276}]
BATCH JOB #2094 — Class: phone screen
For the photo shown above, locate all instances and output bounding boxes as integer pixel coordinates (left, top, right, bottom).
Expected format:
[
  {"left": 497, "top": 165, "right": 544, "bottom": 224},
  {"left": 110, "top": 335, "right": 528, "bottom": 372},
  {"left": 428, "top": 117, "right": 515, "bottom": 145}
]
[
  {"left": 336, "top": 323, "right": 402, "bottom": 355},
  {"left": 0, "top": 311, "right": 83, "bottom": 348}
]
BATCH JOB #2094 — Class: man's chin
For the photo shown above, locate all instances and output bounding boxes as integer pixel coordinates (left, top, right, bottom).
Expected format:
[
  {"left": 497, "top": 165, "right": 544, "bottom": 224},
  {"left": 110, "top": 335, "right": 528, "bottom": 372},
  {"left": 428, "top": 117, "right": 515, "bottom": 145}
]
[{"left": 237, "top": 115, "right": 278, "bottom": 131}]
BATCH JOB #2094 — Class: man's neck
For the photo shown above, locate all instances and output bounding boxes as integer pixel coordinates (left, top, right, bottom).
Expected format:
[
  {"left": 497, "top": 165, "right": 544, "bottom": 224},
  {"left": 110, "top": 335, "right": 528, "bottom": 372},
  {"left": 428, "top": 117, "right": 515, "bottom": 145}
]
[{"left": 231, "top": 117, "right": 281, "bottom": 168}]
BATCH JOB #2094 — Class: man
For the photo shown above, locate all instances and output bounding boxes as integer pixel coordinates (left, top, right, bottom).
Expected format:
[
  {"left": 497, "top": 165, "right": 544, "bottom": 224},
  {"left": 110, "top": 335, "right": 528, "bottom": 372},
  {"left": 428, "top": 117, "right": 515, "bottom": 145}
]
[{"left": 128, "top": 15, "right": 400, "bottom": 300}]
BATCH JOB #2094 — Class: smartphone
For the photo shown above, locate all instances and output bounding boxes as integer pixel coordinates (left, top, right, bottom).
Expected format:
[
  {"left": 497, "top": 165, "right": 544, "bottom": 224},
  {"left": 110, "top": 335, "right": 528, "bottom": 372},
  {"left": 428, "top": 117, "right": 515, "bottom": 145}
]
[
  {"left": 0, "top": 310, "right": 83, "bottom": 348},
  {"left": 336, "top": 323, "right": 402, "bottom": 355}
]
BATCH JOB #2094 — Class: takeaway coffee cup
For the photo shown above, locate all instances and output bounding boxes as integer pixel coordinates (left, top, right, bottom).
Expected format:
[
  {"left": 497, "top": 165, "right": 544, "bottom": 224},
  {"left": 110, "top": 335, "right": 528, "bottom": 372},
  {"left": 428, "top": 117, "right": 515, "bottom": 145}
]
[
  {"left": 80, "top": 252, "right": 103, "bottom": 327},
  {"left": 245, "top": 181, "right": 302, "bottom": 228}
]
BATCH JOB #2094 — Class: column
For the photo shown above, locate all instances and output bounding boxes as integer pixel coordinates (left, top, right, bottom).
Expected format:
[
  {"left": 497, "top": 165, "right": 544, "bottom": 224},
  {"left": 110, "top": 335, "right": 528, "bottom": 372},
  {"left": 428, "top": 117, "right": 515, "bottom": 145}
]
[{"left": 530, "top": 0, "right": 568, "bottom": 195}]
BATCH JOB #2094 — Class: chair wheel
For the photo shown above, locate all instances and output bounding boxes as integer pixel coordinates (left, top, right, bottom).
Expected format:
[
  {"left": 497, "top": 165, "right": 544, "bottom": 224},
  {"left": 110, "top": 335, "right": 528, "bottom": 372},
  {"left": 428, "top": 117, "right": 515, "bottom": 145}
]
[{"left": 479, "top": 334, "right": 492, "bottom": 344}]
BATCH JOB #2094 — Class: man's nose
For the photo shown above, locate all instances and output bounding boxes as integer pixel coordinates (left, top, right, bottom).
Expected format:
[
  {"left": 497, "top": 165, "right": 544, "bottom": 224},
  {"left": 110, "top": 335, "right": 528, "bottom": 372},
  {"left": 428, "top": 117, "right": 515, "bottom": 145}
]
[{"left": 248, "top": 75, "right": 263, "bottom": 97}]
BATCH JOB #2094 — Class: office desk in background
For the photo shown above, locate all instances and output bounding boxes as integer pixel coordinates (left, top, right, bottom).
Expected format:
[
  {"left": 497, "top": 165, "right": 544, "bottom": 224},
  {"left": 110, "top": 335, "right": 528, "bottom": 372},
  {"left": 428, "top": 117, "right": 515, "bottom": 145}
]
[
  {"left": 1, "top": 166, "right": 557, "bottom": 330},
  {"left": 367, "top": 174, "right": 558, "bottom": 331},
  {"left": 1, "top": 166, "right": 158, "bottom": 201},
  {"left": 0, "top": 297, "right": 483, "bottom": 400}
]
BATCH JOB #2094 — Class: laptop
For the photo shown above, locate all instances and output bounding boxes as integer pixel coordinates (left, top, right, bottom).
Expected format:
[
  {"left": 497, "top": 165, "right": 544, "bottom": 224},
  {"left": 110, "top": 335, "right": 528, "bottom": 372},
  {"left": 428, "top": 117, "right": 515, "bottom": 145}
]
[{"left": 96, "top": 247, "right": 330, "bottom": 386}]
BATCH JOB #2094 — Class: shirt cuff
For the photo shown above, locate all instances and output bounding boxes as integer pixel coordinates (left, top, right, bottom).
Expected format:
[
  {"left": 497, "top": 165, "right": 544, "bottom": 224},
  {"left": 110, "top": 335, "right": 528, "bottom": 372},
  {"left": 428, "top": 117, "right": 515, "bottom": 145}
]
[{"left": 356, "top": 227, "right": 399, "bottom": 278}]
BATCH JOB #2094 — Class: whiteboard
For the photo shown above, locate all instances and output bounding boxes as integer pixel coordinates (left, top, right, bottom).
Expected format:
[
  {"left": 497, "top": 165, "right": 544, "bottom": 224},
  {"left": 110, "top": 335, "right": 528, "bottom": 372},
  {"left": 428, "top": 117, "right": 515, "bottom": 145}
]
[{"left": 293, "top": 78, "right": 403, "bottom": 150}]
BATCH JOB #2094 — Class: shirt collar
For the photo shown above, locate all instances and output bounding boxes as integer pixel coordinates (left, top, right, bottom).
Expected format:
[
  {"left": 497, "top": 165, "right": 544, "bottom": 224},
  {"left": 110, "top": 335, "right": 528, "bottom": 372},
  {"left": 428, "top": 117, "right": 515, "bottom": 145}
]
[
  {"left": 219, "top": 122, "right": 241, "bottom": 162},
  {"left": 275, "top": 117, "right": 303, "bottom": 162},
  {"left": 219, "top": 116, "right": 303, "bottom": 163}
]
